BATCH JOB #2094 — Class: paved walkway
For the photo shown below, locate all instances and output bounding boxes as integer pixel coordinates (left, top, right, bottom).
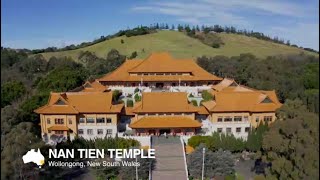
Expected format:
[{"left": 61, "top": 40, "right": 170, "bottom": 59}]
[{"left": 151, "top": 136, "right": 187, "bottom": 180}]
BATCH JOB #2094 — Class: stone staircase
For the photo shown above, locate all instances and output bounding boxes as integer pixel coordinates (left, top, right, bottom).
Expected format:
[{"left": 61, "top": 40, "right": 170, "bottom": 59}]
[{"left": 151, "top": 136, "right": 187, "bottom": 180}]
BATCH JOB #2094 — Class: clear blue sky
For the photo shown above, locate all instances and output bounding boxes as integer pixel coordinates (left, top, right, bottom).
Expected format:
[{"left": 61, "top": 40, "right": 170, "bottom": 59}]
[{"left": 2, "top": 0, "right": 319, "bottom": 50}]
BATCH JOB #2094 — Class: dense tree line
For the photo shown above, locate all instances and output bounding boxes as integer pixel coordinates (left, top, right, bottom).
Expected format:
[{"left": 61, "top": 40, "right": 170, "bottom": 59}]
[
  {"left": 175, "top": 24, "right": 318, "bottom": 53},
  {"left": 197, "top": 53, "right": 319, "bottom": 114},
  {"left": 260, "top": 99, "right": 319, "bottom": 179},
  {"left": 1, "top": 80, "right": 26, "bottom": 107}
]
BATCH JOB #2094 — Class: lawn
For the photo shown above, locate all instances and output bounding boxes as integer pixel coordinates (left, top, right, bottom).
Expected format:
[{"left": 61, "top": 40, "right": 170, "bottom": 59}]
[{"left": 40, "top": 30, "right": 316, "bottom": 61}]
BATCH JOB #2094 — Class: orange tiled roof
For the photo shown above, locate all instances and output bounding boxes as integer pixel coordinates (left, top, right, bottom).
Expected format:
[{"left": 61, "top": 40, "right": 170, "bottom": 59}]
[
  {"left": 132, "top": 92, "right": 199, "bottom": 113},
  {"left": 212, "top": 78, "right": 238, "bottom": 91},
  {"left": 81, "top": 80, "right": 108, "bottom": 92},
  {"left": 129, "top": 116, "right": 202, "bottom": 128},
  {"left": 98, "top": 60, "right": 143, "bottom": 82},
  {"left": 70, "top": 80, "right": 108, "bottom": 92},
  {"left": 48, "top": 126, "right": 70, "bottom": 131},
  {"left": 124, "top": 107, "right": 135, "bottom": 115},
  {"left": 197, "top": 106, "right": 210, "bottom": 115},
  {"left": 34, "top": 92, "right": 124, "bottom": 114},
  {"left": 202, "top": 90, "right": 282, "bottom": 112},
  {"left": 34, "top": 93, "right": 79, "bottom": 114},
  {"left": 212, "top": 78, "right": 257, "bottom": 92},
  {"left": 98, "top": 52, "right": 221, "bottom": 82}
]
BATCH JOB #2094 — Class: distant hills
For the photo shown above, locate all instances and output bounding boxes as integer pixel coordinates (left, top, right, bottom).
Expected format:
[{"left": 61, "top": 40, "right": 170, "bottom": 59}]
[{"left": 38, "top": 30, "right": 317, "bottom": 61}]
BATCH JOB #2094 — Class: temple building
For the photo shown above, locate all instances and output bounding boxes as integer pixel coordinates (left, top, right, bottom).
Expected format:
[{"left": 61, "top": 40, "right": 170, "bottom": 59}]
[
  {"left": 201, "top": 78, "right": 282, "bottom": 139},
  {"left": 129, "top": 92, "right": 202, "bottom": 136},
  {"left": 35, "top": 52, "right": 282, "bottom": 144},
  {"left": 98, "top": 52, "right": 222, "bottom": 95},
  {"left": 35, "top": 91, "right": 123, "bottom": 144}
]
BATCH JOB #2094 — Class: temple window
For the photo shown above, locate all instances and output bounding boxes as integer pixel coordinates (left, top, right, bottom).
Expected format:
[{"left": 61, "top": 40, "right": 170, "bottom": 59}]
[
  {"left": 234, "top": 116, "right": 242, "bottom": 122},
  {"left": 97, "top": 117, "right": 105, "bottom": 123},
  {"left": 87, "top": 129, "right": 93, "bottom": 135},
  {"left": 78, "top": 129, "right": 84, "bottom": 134},
  {"left": 106, "top": 129, "right": 113, "bottom": 134},
  {"left": 255, "top": 117, "right": 259, "bottom": 122},
  {"left": 217, "top": 116, "right": 223, "bottom": 122},
  {"left": 224, "top": 117, "right": 232, "bottom": 122},
  {"left": 47, "top": 118, "right": 51, "bottom": 124},
  {"left": 86, "top": 118, "right": 95, "bottom": 123},
  {"left": 264, "top": 116, "right": 273, "bottom": 122},
  {"left": 97, "top": 129, "right": 103, "bottom": 135},
  {"left": 55, "top": 118, "right": 64, "bottom": 124},
  {"left": 55, "top": 131, "right": 64, "bottom": 135},
  {"left": 106, "top": 118, "right": 112, "bottom": 123},
  {"left": 79, "top": 118, "right": 85, "bottom": 123},
  {"left": 236, "top": 127, "right": 241, "bottom": 133}
]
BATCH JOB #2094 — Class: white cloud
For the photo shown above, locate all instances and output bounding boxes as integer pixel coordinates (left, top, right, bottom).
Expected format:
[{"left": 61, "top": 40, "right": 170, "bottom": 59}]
[
  {"left": 131, "top": 1, "right": 250, "bottom": 27},
  {"left": 202, "top": 0, "right": 309, "bottom": 17}
]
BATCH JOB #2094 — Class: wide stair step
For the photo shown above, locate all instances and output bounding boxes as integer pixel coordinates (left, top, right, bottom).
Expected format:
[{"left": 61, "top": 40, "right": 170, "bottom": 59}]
[{"left": 151, "top": 136, "right": 187, "bottom": 180}]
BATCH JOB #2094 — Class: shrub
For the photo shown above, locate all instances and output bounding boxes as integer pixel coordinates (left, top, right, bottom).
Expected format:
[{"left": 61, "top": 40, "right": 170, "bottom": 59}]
[
  {"left": 191, "top": 100, "right": 198, "bottom": 106},
  {"left": 129, "top": 51, "right": 138, "bottom": 59},
  {"left": 134, "top": 88, "right": 140, "bottom": 93},
  {"left": 189, "top": 93, "right": 194, "bottom": 98},
  {"left": 187, "top": 145, "right": 235, "bottom": 179},
  {"left": 201, "top": 90, "right": 213, "bottom": 101},
  {"left": 121, "top": 39, "right": 124, "bottom": 44},
  {"left": 112, "top": 90, "right": 122, "bottom": 102},
  {"left": 188, "top": 135, "right": 211, "bottom": 148},
  {"left": 134, "top": 94, "right": 141, "bottom": 102},
  {"left": 126, "top": 99, "right": 133, "bottom": 107},
  {"left": 212, "top": 43, "right": 220, "bottom": 48},
  {"left": 189, "top": 133, "right": 247, "bottom": 153}
]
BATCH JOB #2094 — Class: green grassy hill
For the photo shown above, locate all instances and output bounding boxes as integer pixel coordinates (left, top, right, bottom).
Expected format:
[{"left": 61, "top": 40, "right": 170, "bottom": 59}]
[{"left": 40, "top": 30, "right": 317, "bottom": 61}]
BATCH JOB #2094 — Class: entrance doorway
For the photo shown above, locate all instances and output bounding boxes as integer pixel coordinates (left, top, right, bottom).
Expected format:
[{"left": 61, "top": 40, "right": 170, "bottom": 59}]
[
  {"left": 148, "top": 129, "right": 156, "bottom": 135},
  {"left": 159, "top": 129, "right": 171, "bottom": 135},
  {"left": 156, "top": 83, "right": 164, "bottom": 88}
]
